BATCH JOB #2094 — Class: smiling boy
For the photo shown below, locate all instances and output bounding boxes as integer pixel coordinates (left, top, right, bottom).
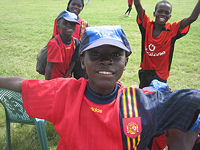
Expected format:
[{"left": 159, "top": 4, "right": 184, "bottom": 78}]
[
  {"left": 134, "top": 1, "right": 200, "bottom": 149},
  {"left": 45, "top": 11, "right": 80, "bottom": 80},
  {"left": 0, "top": 25, "right": 200, "bottom": 150},
  {"left": 134, "top": 0, "right": 200, "bottom": 88}
]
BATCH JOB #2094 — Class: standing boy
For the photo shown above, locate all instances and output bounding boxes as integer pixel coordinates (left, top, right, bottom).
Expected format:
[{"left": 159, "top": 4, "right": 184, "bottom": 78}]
[
  {"left": 124, "top": 0, "right": 134, "bottom": 17},
  {"left": 0, "top": 25, "right": 200, "bottom": 150},
  {"left": 133, "top": 1, "right": 200, "bottom": 149},
  {"left": 45, "top": 11, "right": 80, "bottom": 80},
  {"left": 133, "top": 0, "right": 200, "bottom": 88},
  {"left": 52, "top": 0, "right": 89, "bottom": 79}
]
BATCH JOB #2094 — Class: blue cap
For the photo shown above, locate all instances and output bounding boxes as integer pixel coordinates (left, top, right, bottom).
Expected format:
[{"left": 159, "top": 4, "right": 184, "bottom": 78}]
[
  {"left": 57, "top": 10, "right": 80, "bottom": 24},
  {"left": 79, "top": 25, "right": 132, "bottom": 56}
]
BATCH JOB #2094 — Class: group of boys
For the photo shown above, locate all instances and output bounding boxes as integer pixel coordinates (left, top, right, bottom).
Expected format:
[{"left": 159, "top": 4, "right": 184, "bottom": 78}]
[
  {"left": 0, "top": 0, "right": 200, "bottom": 150},
  {"left": 44, "top": 0, "right": 88, "bottom": 80}
]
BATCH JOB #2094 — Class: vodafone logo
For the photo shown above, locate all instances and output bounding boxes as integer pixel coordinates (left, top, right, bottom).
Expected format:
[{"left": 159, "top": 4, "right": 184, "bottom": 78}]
[
  {"left": 145, "top": 44, "right": 166, "bottom": 56},
  {"left": 148, "top": 44, "right": 156, "bottom": 51}
]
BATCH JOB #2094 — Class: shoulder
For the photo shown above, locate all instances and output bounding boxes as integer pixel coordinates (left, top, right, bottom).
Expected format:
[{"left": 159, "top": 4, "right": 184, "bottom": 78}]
[
  {"left": 23, "top": 78, "right": 87, "bottom": 92},
  {"left": 137, "top": 9, "right": 151, "bottom": 25},
  {"left": 79, "top": 18, "right": 89, "bottom": 27}
]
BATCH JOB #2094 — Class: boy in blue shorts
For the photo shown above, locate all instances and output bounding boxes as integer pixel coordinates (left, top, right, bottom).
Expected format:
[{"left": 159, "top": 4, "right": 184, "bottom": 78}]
[{"left": 0, "top": 25, "right": 200, "bottom": 150}]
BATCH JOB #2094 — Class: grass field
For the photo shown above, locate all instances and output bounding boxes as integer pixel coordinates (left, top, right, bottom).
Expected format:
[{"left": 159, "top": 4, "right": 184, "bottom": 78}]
[{"left": 0, "top": 0, "right": 199, "bottom": 149}]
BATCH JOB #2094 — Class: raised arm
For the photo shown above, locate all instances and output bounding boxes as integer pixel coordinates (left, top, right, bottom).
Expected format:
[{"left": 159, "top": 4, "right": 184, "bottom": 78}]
[
  {"left": 181, "top": 0, "right": 200, "bottom": 28},
  {"left": 0, "top": 77, "right": 25, "bottom": 92},
  {"left": 134, "top": 0, "right": 144, "bottom": 20}
]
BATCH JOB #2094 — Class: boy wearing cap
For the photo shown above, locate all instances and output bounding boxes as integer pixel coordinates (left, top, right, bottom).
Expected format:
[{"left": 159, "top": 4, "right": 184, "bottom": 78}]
[
  {"left": 0, "top": 25, "right": 200, "bottom": 149},
  {"left": 45, "top": 10, "right": 80, "bottom": 80}
]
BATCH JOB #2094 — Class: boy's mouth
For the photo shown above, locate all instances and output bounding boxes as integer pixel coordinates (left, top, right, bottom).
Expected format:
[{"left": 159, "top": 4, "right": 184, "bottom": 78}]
[
  {"left": 98, "top": 71, "right": 113, "bottom": 75},
  {"left": 158, "top": 16, "right": 167, "bottom": 23},
  {"left": 71, "top": 9, "right": 79, "bottom": 15}
]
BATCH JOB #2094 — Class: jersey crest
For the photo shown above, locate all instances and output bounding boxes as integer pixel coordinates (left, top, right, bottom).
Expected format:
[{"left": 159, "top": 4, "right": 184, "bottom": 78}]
[{"left": 123, "top": 117, "right": 142, "bottom": 138}]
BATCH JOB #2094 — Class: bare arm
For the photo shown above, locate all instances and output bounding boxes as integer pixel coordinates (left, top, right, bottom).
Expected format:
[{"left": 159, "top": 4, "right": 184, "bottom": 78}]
[
  {"left": 45, "top": 62, "right": 54, "bottom": 80},
  {"left": 134, "top": 0, "right": 144, "bottom": 20},
  {"left": 0, "top": 77, "right": 25, "bottom": 92},
  {"left": 181, "top": 0, "right": 200, "bottom": 28},
  {"left": 64, "top": 61, "right": 76, "bottom": 78}
]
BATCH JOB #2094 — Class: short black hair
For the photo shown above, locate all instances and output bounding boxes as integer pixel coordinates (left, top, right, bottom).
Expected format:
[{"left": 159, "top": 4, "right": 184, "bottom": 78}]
[
  {"left": 67, "top": 0, "right": 84, "bottom": 11},
  {"left": 155, "top": 0, "right": 172, "bottom": 12}
]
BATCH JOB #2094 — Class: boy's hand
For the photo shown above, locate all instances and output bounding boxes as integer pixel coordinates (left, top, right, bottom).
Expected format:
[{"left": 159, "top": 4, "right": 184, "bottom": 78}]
[{"left": 181, "top": 0, "right": 200, "bottom": 28}]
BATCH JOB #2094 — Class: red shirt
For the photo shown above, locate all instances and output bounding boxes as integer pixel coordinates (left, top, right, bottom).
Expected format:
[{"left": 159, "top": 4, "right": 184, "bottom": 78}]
[
  {"left": 22, "top": 78, "right": 125, "bottom": 150},
  {"left": 47, "top": 34, "right": 75, "bottom": 79},
  {"left": 21, "top": 78, "right": 200, "bottom": 149},
  {"left": 137, "top": 10, "right": 190, "bottom": 80},
  {"left": 52, "top": 16, "right": 88, "bottom": 42},
  {"left": 128, "top": 0, "right": 133, "bottom": 6}
]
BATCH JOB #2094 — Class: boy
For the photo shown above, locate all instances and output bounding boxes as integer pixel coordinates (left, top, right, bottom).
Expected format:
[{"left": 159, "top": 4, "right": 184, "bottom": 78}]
[
  {"left": 52, "top": 0, "right": 88, "bottom": 42},
  {"left": 45, "top": 10, "right": 80, "bottom": 80},
  {"left": 52, "top": 0, "right": 89, "bottom": 79},
  {"left": 133, "top": 0, "right": 200, "bottom": 88},
  {"left": 124, "top": 0, "right": 134, "bottom": 17},
  {"left": 0, "top": 25, "right": 200, "bottom": 150},
  {"left": 134, "top": 0, "right": 200, "bottom": 149}
]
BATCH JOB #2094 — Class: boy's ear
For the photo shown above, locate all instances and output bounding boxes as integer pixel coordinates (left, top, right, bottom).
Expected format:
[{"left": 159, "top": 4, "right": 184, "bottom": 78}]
[
  {"left": 169, "top": 14, "right": 171, "bottom": 19},
  {"left": 124, "top": 57, "right": 128, "bottom": 69},
  {"left": 80, "top": 55, "right": 86, "bottom": 70}
]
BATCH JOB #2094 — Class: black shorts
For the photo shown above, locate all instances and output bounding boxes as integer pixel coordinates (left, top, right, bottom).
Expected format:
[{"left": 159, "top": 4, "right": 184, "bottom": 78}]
[{"left": 138, "top": 69, "right": 167, "bottom": 88}]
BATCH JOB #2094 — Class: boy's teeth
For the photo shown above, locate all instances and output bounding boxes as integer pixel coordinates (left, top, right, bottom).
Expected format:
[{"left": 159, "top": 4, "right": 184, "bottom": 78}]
[
  {"left": 160, "top": 18, "right": 165, "bottom": 21},
  {"left": 99, "top": 71, "right": 112, "bottom": 75}
]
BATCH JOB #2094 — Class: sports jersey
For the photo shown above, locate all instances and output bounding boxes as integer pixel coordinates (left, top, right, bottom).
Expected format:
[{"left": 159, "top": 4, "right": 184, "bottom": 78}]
[
  {"left": 52, "top": 10, "right": 89, "bottom": 42},
  {"left": 128, "top": 0, "right": 133, "bottom": 6},
  {"left": 47, "top": 34, "right": 78, "bottom": 79},
  {"left": 21, "top": 78, "right": 200, "bottom": 150},
  {"left": 137, "top": 10, "right": 190, "bottom": 80}
]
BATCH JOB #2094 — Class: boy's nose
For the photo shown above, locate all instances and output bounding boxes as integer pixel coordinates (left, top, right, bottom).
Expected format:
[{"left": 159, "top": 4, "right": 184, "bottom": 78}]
[{"left": 100, "top": 56, "right": 112, "bottom": 65}]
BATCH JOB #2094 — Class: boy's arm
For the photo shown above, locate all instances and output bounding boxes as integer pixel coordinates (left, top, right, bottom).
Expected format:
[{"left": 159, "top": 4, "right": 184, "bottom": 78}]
[
  {"left": 64, "top": 61, "right": 76, "bottom": 78},
  {"left": 134, "top": 0, "right": 144, "bottom": 20},
  {"left": 0, "top": 77, "right": 24, "bottom": 92},
  {"left": 181, "top": 0, "right": 200, "bottom": 28},
  {"left": 45, "top": 62, "right": 54, "bottom": 80}
]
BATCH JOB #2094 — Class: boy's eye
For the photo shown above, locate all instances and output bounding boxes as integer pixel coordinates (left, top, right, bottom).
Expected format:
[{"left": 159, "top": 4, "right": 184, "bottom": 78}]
[
  {"left": 90, "top": 51, "right": 100, "bottom": 57},
  {"left": 165, "top": 11, "right": 170, "bottom": 15},
  {"left": 71, "top": 2, "right": 82, "bottom": 8},
  {"left": 112, "top": 52, "right": 120, "bottom": 57}
]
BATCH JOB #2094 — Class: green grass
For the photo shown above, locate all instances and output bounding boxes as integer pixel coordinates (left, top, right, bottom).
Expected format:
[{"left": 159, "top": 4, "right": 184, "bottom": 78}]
[{"left": 0, "top": 0, "right": 199, "bottom": 149}]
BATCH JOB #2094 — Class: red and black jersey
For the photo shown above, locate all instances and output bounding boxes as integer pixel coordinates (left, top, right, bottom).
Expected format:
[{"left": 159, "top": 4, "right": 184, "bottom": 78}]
[
  {"left": 128, "top": 0, "right": 133, "bottom": 6},
  {"left": 46, "top": 34, "right": 77, "bottom": 79},
  {"left": 137, "top": 10, "right": 190, "bottom": 80},
  {"left": 21, "top": 78, "right": 200, "bottom": 149},
  {"left": 52, "top": 11, "right": 89, "bottom": 42}
]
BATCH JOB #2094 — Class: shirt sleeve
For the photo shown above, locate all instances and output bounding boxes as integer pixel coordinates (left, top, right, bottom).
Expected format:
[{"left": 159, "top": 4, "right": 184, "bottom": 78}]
[
  {"left": 154, "top": 89, "right": 200, "bottom": 133},
  {"left": 52, "top": 18, "right": 59, "bottom": 37},
  {"left": 136, "top": 9, "right": 149, "bottom": 28},
  {"left": 21, "top": 78, "right": 87, "bottom": 123},
  {"left": 47, "top": 39, "right": 63, "bottom": 63},
  {"left": 71, "top": 40, "right": 80, "bottom": 62},
  {"left": 173, "top": 20, "right": 190, "bottom": 39}
]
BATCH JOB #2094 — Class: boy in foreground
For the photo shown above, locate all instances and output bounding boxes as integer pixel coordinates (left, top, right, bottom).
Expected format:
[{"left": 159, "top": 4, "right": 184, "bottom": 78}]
[{"left": 0, "top": 25, "right": 200, "bottom": 149}]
